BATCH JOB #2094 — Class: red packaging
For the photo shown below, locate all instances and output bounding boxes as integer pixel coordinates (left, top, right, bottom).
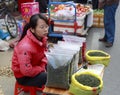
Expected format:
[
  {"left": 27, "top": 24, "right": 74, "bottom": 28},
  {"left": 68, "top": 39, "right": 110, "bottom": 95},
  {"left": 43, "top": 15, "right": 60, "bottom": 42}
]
[{"left": 21, "top": 2, "right": 39, "bottom": 23}]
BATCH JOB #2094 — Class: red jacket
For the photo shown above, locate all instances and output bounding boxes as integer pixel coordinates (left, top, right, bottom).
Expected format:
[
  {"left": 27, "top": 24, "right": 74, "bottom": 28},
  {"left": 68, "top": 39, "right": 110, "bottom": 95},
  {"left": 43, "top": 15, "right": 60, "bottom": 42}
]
[{"left": 12, "top": 30, "right": 47, "bottom": 78}]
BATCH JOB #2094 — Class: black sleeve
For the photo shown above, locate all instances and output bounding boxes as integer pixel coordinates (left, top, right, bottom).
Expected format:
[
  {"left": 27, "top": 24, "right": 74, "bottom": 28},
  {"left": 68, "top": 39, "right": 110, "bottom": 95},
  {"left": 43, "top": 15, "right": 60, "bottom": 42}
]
[{"left": 36, "top": 0, "right": 48, "bottom": 13}]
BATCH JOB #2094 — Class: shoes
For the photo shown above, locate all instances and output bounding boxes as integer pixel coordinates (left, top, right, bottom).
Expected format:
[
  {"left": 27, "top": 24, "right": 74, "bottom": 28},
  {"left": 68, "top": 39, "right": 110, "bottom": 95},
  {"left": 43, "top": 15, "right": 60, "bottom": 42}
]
[
  {"left": 99, "top": 38, "right": 113, "bottom": 47},
  {"left": 105, "top": 42, "right": 113, "bottom": 47},
  {"left": 99, "top": 38, "right": 107, "bottom": 42}
]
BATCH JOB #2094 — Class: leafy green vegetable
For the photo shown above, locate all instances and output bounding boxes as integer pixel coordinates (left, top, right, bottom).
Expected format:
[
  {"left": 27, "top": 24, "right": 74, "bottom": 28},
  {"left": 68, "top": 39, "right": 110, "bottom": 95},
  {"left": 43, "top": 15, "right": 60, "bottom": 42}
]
[
  {"left": 94, "top": 9, "right": 104, "bottom": 15},
  {"left": 50, "top": 5, "right": 55, "bottom": 10}
]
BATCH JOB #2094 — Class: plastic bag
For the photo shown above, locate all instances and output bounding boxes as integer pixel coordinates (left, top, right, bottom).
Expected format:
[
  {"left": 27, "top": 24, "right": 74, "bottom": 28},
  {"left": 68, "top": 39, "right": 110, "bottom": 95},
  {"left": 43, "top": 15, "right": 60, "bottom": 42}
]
[
  {"left": 57, "top": 41, "right": 83, "bottom": 64},
  {"left": 85, "top": 50, "right": 110, "bottom": 66},
  {"left": 49, "top": 48, "right": 79, "bottom": 73},
  {"left": 63, "top": 35, "right": 86, "bottom": 43},
  {"left": 57, "top": 41, "right": 81, "bottom": 51},
  {"left": 0, "top": 39, "right": 9, "bottom": 51},
  {"left": 69, "top": 70, "right": 103, "bottom": 95},
  {"left": 63, "top": 35, "right": 86, "bottom": 63},
  {"left": 45, "top": 52, "right": 73, "bottom": 89},
  {"left": 51, "top": 43, "right": 80, "bottom": 72}
]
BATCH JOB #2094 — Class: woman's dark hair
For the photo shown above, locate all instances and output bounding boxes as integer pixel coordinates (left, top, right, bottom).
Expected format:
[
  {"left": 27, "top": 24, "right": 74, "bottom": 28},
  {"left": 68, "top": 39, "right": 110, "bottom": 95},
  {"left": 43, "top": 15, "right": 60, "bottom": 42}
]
[{"left": 19, "top": 13, "right": 48, "bottom": 41}]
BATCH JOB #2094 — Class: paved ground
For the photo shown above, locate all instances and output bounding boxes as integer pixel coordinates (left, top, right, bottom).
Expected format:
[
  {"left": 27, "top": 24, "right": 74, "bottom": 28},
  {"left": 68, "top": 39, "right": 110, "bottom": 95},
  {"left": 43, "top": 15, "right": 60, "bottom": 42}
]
[
  {"left": 86, "top": 4, "right": 120, "bottom": 95},
  {"left": 0, "top": 3, "right": 120, "bottom": 95}
]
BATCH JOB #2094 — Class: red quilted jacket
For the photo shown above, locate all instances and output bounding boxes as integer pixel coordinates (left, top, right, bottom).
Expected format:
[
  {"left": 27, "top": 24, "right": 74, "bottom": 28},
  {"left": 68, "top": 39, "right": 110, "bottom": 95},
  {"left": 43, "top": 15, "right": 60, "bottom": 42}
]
[{"left": 12, "top": 30, "right": 47, "bottom": 78}]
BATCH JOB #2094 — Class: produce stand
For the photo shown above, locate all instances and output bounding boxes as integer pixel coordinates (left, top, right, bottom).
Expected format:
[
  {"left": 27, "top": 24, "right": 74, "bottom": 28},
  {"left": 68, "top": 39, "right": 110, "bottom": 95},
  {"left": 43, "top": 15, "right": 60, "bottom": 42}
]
[
  {"left": 44, "top": 37, "right": 106, "bottom": 94},
  {"left": 43, "top": 1, "right": 98, "bottom": 95},
  {"left": 48, "top": 1, "right": 93, "bottom": 39},
  {"left": 43, "top": 64, "right": 104, "bottom": 95}
]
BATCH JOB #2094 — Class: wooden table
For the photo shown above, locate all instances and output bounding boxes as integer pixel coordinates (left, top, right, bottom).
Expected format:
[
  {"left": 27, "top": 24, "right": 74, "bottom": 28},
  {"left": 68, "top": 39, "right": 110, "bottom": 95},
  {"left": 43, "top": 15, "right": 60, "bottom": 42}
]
[
  {"left": 43, "top": 87, "right": 73, "bottom": 95},
  {"left": 43, "top": 64, "right": 105, "bottom": 95}
]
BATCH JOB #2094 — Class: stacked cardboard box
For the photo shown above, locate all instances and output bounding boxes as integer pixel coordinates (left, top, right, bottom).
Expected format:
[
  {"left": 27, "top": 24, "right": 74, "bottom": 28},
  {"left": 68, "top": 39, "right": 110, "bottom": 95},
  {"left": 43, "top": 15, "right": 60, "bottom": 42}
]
[
  {"left": 93, "top": 9, "right": 104, "bottom": 28},
  {"left": 93, "top": 14, "right": 104, "bottom": 28},
  {"left": 21, "top": 2, "right": 39, "bottom": 23}
]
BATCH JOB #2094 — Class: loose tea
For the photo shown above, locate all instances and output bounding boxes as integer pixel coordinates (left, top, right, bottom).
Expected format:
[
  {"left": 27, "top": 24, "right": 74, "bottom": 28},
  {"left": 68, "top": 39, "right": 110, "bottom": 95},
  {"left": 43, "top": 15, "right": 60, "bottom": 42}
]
[
  {"left": 75, "top": 74, "right": 100, "bottom": 87},
  {"left": 45, "top": 53, "right": 73, "bottom": 89},
  {"left": 88, "top": 52, "right": 108, "bottom": 57}
]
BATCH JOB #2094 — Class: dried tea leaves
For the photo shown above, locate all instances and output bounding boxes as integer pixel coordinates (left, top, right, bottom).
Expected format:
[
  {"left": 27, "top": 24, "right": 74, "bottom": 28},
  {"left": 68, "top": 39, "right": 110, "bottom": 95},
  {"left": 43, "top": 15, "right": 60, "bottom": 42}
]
[
  {"left": 88, "top": 52, "right": 108, "bottom": 57},
  {"left": 75, "top": 74, "right": 100, "bottom": 87}
]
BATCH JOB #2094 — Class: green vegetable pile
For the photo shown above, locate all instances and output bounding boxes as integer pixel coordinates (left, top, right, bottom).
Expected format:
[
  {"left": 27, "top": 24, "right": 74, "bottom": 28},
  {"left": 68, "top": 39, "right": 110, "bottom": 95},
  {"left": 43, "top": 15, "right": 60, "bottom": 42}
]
[
  {"left": 88, "top": 52, "right": 108, "bottom": 57},
  {"left": 75, "top": 74, "right": 100, "bottom": 87},
  {"left": 94, "top": 9, "right": 104, "bottom": 15}
]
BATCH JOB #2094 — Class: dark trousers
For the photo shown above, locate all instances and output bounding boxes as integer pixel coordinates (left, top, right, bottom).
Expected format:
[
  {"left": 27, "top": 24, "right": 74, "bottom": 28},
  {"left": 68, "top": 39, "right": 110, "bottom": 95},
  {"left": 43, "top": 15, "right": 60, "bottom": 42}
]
[
  {"left": 104, "top": 4, "right": 118, "bottom": 43},
  {"left": 36, "top": 0, "right": 48, "bottom": 13},
  {"left": 92, "top": 0, "right": 98, "bottom": 9},
  {"left": 16, "top": 72, "right": 47, "bottom": 88},
  {"left": 74, "top": 0, "right": 87, "bottom": 4}
]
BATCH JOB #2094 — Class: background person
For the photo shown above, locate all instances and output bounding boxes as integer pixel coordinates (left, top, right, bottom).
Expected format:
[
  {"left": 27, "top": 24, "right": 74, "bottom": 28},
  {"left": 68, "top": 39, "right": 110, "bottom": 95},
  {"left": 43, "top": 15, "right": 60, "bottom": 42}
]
[
  {"left": 98, "top": 0, "right": 119, "bottom": 47},
  {"left": 92, "top": 0, "right": 98, "bottom": 9},
  {"left": 35, "top": 0, "right": 49, "bottom": 13}
]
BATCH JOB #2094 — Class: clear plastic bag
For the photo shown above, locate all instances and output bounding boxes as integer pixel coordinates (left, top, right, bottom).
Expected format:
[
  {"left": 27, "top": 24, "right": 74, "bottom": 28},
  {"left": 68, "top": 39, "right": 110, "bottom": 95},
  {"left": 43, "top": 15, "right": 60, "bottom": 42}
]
[
  {"left": 56, "top": 41, "right": 83, "bottom": 64},
  {"left": 45, "top": 53, "right": 74, "bottom": 89},
  {"left": 49, "top": 48, "right": 79, "bottom": 73},
  {"left": 63, "top": 35, "right": 86, "bottom": 44}
]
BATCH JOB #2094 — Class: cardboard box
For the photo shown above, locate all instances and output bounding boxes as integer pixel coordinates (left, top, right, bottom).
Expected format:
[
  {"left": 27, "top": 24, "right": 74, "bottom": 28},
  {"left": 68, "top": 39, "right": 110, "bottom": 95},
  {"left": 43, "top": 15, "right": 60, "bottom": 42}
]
[
  {"left": 93, "top": 14, "right": 104, "bottom": 28},
  {"left": 21, "top": 2, "right": 39, "bottom": 23}
]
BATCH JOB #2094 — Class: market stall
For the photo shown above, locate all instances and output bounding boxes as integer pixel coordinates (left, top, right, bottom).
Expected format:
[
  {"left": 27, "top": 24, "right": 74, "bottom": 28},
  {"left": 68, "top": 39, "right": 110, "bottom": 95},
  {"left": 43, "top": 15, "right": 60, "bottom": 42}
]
[
  {"left": 43, "top": 35, "right": 110, "bottom": 95},
  {"left": 48, "top": 1, "right": 93, "bottom": 39},
  {"left": 43, "top": 58, "right": 105, "bottom": 95}
]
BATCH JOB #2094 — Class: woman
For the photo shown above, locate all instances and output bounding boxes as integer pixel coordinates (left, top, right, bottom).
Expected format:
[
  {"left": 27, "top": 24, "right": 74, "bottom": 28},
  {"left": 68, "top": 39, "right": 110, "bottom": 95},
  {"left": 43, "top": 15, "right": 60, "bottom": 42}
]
[{"left": 11, "top": 13, "right": 49, "bottom": 87}]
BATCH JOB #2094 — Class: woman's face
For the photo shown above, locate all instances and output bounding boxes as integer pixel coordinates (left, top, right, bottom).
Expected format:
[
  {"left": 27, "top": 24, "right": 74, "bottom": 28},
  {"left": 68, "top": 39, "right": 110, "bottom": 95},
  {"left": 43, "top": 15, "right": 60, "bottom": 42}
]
[{"left": 31, "top": 18, "right": 48, "bottom": 39}]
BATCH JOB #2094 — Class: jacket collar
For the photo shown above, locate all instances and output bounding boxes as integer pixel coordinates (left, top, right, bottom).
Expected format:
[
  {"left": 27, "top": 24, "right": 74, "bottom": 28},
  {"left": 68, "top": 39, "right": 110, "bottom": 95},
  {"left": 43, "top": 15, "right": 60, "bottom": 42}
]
[{"left": 26, "top": 30, "right": 48, "bottom": 46}]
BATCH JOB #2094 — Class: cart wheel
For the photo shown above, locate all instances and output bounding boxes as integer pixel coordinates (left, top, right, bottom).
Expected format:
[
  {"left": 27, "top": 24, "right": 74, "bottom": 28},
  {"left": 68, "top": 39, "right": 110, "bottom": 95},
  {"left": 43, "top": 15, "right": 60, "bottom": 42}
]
[{"left": 4, "top": 13, "right": 18, "bottom": 38}]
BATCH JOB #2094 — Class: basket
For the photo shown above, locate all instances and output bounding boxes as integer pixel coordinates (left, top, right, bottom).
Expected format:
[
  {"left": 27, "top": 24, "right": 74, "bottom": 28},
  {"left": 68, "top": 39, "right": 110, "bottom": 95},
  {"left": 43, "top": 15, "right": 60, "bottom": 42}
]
[
  {"left": 85, "top": 50, "right": 110, "bottom": 66},
  {"left": 69, "top": 71, "right": 103, "bottom": 95}
]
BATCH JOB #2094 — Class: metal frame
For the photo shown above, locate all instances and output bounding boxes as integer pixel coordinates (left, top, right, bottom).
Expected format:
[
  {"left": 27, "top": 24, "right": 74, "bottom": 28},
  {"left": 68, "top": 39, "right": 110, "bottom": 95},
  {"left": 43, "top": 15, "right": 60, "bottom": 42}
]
[{"left": 48, "top": 0, "right": 78, "bottom": 38}]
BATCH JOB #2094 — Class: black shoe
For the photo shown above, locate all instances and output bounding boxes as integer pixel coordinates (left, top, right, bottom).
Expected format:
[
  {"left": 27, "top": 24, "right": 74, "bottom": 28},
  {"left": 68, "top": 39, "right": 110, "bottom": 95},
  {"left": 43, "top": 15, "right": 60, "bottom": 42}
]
[
  {"left": 99, "top": 38, "right": 107, "bottom": 42},
  {"left": 105, "top": 42, "right": 113, "bottom": 47}
]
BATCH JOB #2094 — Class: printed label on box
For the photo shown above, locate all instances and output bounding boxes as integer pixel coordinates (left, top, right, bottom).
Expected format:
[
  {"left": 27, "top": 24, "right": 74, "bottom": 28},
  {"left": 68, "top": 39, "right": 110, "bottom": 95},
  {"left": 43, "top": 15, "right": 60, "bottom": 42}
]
[{"left": 21, "top": 2, "right": 39, "bottom": 22}]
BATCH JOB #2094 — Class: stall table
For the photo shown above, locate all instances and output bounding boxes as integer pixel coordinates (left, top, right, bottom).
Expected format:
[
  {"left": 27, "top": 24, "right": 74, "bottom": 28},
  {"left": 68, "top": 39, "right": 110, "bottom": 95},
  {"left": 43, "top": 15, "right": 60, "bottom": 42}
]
[{"left": 43, "top": 65, "right": 104, "bottom": 95}]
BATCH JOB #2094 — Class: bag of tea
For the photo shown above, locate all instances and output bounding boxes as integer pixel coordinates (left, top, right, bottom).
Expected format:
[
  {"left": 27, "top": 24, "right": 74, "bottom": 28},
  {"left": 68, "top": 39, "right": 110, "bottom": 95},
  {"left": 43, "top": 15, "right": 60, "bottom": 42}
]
[
  {"left": 49, "top": 48, "right": 79, "bottom": 73},
  {"left": 45, "top": 52, "right": 74, "bottom": 89}
]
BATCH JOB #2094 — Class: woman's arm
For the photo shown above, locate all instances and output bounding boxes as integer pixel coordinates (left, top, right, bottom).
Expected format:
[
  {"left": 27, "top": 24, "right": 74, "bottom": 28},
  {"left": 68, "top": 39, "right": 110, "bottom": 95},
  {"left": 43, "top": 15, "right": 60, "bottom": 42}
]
[{"left": 17, "top": 47, "right": 45, "bottom": 77}]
